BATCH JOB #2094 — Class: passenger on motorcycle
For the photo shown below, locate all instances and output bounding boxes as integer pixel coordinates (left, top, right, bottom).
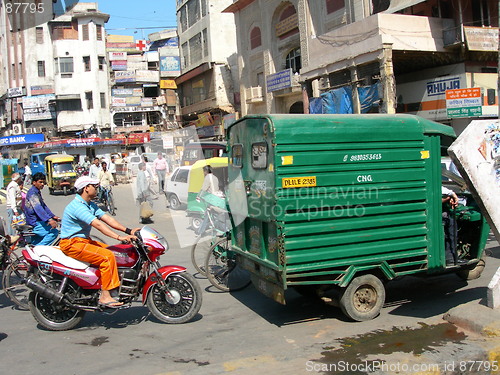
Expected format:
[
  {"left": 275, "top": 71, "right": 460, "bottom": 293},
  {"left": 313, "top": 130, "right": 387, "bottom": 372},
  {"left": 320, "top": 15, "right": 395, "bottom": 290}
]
[{"left": 59, "top": 176, "right": 140, "bottom": 308}]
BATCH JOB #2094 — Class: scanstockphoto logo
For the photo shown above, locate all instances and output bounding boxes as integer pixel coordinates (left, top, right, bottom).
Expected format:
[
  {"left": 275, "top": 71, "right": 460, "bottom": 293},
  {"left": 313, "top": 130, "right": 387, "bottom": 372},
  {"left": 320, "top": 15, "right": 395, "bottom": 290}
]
[
  {"left": 3, "top": 0, "right": 80, "bottom": 30},
  {"left": 227, "top": 176, "right": 380, "bottom": 223}
]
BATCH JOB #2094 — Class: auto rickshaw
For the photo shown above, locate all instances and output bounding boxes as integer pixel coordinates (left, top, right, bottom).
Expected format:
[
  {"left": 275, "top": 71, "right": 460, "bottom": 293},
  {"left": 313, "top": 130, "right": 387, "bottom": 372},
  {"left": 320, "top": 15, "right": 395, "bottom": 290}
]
[
  {"left": 186, "top": 157, "right": 228, "bottom": 231},
  {"left": 226, "top": 114, "right": 491, "bottom": 322},
  {"left": 44, "top": 154, "right": 77, "bottom": 195}
]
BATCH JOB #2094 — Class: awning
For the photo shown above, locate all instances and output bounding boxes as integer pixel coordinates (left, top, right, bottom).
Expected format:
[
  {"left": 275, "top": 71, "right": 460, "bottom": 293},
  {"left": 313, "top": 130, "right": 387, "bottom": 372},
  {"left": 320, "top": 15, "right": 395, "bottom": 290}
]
[
  {"left": 223, "top": 0, "right": 256, "bottom": 13},
  {"left": 383, "top": 0, "right": 426, "bottom": 14}
]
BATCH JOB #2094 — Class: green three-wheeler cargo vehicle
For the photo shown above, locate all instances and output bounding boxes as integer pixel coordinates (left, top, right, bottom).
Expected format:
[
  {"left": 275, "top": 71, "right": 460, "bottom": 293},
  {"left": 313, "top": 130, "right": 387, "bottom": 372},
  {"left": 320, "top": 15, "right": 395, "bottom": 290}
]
[{"left": 226, "top": 114, "right": 490, "bottom": 322}]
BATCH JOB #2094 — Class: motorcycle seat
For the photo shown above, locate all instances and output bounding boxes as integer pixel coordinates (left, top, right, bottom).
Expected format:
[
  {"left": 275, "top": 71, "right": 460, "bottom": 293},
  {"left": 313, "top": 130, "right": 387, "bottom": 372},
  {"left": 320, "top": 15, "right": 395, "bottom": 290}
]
[{"left": 30, "top": 245, "right": 90, "bottom": 270}]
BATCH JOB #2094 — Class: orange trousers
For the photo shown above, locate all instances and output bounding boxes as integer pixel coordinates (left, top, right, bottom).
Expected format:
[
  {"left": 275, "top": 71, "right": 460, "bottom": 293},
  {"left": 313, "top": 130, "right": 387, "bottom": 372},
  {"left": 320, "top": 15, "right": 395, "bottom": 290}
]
[{"left": 60, "top": 237, "right": 120, "bottom": 291}]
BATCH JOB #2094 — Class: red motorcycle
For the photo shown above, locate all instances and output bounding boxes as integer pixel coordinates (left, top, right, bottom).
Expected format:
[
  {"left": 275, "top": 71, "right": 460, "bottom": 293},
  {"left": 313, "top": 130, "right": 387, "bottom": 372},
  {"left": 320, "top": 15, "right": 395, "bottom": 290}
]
[{"left": 22, "top": 226, "right": 202, "bottom": 331}]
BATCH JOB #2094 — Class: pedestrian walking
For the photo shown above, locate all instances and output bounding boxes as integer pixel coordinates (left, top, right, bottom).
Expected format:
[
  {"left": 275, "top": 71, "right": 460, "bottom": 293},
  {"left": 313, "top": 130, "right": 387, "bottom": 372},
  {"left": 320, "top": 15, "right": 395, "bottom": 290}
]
[
  {"left": 109, "top": 156, "right": 117, "bottom": 185},
  {"left": 23, "top": 162, "right": 32, "bottom": 185},
  {"left": 153, "top": 152, "right": 168, "bottom": 193},
  {"left": 5, "top": 173, "right": 23, "bottom": 236},
  {"left": 136, "top": 163, "right": 153, "bottom": 223}
]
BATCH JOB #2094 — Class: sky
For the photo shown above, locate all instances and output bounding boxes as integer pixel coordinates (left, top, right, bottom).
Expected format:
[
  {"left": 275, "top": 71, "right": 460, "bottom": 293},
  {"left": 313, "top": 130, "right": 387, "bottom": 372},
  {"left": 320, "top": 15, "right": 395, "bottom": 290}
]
[{"left": 94, "top": 0, "right": 177, "bottom": 39}]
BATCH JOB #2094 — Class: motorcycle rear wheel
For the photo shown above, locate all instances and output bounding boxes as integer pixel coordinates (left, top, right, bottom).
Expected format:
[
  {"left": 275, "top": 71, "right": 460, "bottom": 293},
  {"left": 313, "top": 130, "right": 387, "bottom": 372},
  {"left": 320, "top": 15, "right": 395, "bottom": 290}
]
[
  {"left": 146, "top": 272, "right": 202, "bottom": 324},
  {"left": 28, "top": 278, "right": 85, "bottom": 331}
]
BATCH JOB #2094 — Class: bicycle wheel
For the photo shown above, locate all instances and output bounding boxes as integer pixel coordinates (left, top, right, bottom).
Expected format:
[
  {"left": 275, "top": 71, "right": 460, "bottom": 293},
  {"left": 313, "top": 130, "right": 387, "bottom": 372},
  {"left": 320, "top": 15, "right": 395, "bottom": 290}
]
[
  {"left": 3, "top": 256, "right": 30, "bottom": 310},
  {"left": 205, "top": 237, "right": 251, "bottom": 292},
  {"left": 107, "top": 192, "right": 116, "bottom": 216},
  {"left": 190, "top": 234, "right": 216, "bottom": 277}
]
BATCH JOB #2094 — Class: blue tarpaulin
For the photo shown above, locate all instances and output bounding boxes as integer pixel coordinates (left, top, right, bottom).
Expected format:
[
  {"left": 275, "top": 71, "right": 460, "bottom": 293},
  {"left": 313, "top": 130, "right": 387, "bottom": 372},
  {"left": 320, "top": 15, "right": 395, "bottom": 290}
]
[
  {"left": 358, "top": 82, "right": 380, "bottom": 113},
  {"left": 309, "top": 86, "right": 353, "bottom": 114}
]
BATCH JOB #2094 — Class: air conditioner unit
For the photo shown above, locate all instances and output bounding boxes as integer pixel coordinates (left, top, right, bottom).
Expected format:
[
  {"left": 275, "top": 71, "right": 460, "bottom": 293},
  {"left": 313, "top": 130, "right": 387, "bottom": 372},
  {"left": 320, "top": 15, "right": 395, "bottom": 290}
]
[
  {"left": 12, "top": 123, "right": 23, "bottom": 135},
  {"left": 245, "top": 86, "right": 264, "bottom": 103}
]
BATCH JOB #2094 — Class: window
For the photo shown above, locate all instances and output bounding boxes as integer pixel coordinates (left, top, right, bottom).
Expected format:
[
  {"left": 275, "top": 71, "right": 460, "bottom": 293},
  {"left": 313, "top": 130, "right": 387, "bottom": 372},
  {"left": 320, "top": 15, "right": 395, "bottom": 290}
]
[
  {"left": 189, "top": 33, "right": 202, "bottom": 65},
  {"left": 11, "top": 64, "right": 16, "bottom": 80},
  {"left": 83, "top": 56, "right": 91, "bottom": 71},
  {"left": 174, "top": 169, "right": 189, "bottom": 183},
  {"left": 98, "top": 56, "right": 105, "bottom": 70},
  {"left": 372, "top": 0, "right": 390, "bottom": 15},
  {"left": 252, "top": 142, "right": 268, "bottom": 169},
  {"left": 85, "top": 91, "right": 93, "bottom": 109},
  {"left": 201, "top": 0, "right": 207, "bottom": 17},
  {"left": 82, "top": 24, "right": 89, "bottom": 40},
  {"left": 100, "top": 92, "right": 106, "bottom": 109},
  {"left": 180, "top": 6, "right": 187, "bottom": 32},
  {"left": 52, "top": 22, "right": 78, "bottom": 40},
  {"left": 182, "top": 42, "right": 189, "bottom": 67},
  {"left": 96, "top": 24, "right": 103, "bottom": 40},
  {"left": 326, "top": 0, "right": 345, "bottom": 14},
  {"left": 202, "top": 29, "right": 208, "bottom": 57},
  {"left": 57, "top": 99, "right": 82, "bottom": 111},
  {"left": 57, "top": 57, "right": 74, "bottom": 74},
  {"left": 232, "top": 144, "right": 243, "bottom": 168},
  {"left": 285, "top": 47, "right": 301, "bottom": 73},
  {"left": 277, "top": 5, "right": 298, "bottom": 39},
  {"left": 36, "top": 27, "right": 43, "bottom": 43},
  {"left": 37, "top": 61, "right": 45, "bottom": 77},
  {"left": 250, "top": 27, "right": 262, "bottom": 49},
  {"left": 187, "top": 0, "right": 200, "bottom": 28}
]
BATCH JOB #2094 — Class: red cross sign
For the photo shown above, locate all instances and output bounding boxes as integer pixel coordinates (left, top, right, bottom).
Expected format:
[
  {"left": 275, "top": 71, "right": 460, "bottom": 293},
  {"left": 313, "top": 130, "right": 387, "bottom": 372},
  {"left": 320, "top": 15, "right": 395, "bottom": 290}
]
[{"left": 136, "top": 40, "right": 147, "bottom": 51}]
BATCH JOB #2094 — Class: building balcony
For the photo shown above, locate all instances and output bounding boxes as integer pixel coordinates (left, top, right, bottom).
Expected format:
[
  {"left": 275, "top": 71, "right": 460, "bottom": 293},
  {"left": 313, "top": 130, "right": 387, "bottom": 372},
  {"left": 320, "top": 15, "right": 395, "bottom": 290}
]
[{"left": 301, "top": 13, "right": 452, "bottom": 81}]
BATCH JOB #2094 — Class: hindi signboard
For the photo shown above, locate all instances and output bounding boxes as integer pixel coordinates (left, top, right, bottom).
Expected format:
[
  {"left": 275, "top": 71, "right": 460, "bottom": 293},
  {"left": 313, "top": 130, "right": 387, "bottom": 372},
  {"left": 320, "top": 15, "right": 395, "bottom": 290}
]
[
  {"left": 266, "top": 69, "right": 293, "bottom": 92},
  {"left": 446, "top": 87, "right": 482, "bottom": 118}
]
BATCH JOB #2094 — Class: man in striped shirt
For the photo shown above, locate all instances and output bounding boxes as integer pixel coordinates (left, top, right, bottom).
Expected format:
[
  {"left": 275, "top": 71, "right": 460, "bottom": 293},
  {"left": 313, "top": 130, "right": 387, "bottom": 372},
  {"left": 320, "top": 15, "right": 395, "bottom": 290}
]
[{"left": 60, "top": 176, "right": 139, "bottom": 308}]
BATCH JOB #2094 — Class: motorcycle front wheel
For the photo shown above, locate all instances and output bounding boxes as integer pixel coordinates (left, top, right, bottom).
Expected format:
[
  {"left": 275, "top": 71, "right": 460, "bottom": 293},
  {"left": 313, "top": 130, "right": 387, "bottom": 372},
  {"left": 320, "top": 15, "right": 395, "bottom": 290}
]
[
  {"left": 28, "top": 278, "right": 85, "bottom": 331},
  {"left": 146, "top": 272, "right": 202, "bottom": 324}
]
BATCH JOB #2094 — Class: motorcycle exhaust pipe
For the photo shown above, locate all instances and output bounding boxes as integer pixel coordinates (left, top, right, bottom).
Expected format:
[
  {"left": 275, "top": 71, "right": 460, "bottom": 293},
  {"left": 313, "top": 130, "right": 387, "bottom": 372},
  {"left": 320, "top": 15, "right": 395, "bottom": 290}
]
[{"left": 25, "top": 277, "right": 65, "bottom": 304}]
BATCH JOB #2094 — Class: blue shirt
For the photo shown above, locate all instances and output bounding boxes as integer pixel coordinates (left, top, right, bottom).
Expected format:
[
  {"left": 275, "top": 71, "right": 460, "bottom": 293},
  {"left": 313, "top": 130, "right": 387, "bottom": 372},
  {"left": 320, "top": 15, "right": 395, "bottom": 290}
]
[
  {"left": 61, "top": 194, "right": 105, "bottom": 239},
  {"left": 25, "top": 186, "right": 55, "bottom": 226}
]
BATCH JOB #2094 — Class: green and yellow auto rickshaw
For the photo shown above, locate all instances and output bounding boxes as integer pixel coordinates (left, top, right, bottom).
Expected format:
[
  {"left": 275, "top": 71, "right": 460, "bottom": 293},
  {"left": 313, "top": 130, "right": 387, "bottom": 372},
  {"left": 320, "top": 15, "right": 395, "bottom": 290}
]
[
  {"left": 44, "top": 154, "right": 77, "bottom": 195},
  {"left": 186, "top": 157, "right": 228, "bottom": 231}
]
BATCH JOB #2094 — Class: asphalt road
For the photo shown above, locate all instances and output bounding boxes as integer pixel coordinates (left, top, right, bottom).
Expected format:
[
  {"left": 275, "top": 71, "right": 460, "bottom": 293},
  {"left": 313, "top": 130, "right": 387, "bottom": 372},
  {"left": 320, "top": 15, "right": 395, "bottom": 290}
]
[{"left": 1, "top": 182, "right": 499, "bottom": 375}]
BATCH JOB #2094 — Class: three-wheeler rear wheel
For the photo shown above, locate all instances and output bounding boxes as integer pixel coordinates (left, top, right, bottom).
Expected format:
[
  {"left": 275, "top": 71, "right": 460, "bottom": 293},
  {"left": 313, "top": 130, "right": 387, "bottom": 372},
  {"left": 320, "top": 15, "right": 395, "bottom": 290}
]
[{"left": 339, "top": 274, "right": 385, "bottom": 322}]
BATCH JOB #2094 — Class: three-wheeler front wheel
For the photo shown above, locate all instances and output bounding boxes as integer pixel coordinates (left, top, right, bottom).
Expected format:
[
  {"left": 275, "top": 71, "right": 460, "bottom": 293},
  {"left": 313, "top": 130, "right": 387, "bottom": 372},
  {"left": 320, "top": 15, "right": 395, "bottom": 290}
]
[{"left": 339, "top": 274, "right": 385, "bottom": 322}]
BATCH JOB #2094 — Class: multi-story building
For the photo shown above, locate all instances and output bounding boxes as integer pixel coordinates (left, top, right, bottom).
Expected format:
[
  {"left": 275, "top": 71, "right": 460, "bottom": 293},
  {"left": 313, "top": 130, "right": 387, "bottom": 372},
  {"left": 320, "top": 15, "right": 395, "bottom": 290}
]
[
  {"left": 176, "top": 0, "right": 239, "bottom": 138},
  {"left": 0, "top": 1, "right": 111, "bottom": 137},
  {"left": 226, "top": 0, "right": 498, "bottom": 134}
]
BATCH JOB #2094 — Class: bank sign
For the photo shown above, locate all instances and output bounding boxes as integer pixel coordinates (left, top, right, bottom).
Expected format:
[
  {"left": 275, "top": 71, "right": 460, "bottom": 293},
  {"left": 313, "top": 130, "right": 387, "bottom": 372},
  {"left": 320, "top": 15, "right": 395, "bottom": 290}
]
[
  {"left": 446, "top": 88, "right": 482, "bottom": 118},
  {"left": 0, "top": 134, "right": 45, "bottom": 146}
]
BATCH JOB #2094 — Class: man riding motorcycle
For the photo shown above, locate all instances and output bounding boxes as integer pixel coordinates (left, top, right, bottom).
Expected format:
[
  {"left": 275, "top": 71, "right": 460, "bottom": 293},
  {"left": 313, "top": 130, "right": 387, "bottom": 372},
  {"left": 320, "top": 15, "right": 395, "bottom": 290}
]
[{"left": 59, "top": 176, "right": 140, "bottom": 308}]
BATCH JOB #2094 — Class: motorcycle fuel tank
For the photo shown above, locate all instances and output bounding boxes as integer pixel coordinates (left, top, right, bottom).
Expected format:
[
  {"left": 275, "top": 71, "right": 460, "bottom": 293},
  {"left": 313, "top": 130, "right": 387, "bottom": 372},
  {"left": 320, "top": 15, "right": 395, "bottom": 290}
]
[{"left": 107, "top": 244, "right": 139, "bottom": 267}]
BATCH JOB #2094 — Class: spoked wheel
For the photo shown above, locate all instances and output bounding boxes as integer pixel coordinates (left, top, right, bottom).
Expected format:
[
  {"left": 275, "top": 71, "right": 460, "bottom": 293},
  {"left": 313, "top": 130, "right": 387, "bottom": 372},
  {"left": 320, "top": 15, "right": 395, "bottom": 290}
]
[
  {"left": 189, "top": 216, "right": 203, "bottom": 232},
  {"left": 190, "top": 234, "right": 215, "bottom": 276},
  {"left": 204, "top": 237, "right": 250, "bottom": 292},
  {"left": 146, "top": 272, "right": 202, "bottom": 324},
  {"left": 107, "top": 192, "right": 116, "bottom": 216},
  {"left": 339, "top": 274, "right": 385, "bottom": 322},
  {"left": 2, "top": 257, "right": 30, "bottom": 310},
  {"left": 28, "top": 278, "right": 85, "bottom": 331}
]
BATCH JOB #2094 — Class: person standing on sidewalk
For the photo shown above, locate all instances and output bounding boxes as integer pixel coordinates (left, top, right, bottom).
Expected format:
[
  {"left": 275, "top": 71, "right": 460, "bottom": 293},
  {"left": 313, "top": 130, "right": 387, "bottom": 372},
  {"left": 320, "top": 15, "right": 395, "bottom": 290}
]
[
  {"left": 153, "top": 152, "right": 168, "bottom": 193},
  {"left": 24, "top": 172, "right": 60, "bottom": 245},
  {"left": 5, "top": 173, "right": 23, "bottom": 235},
  {"left": 109, "top": 157, "right": 117, "bottom": 185},
  {"left": 23, "top": 162, "right": 32, "bottom": 185},
  {"left": 89, "top": 157, "right": 101, "bottom": 179}
]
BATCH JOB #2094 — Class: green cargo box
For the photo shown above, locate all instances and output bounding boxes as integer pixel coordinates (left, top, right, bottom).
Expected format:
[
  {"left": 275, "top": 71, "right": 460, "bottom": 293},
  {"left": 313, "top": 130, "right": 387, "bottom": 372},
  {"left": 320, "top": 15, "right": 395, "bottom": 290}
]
[{"left": 226, "top": 114, "right": 489, "bottom": 322}]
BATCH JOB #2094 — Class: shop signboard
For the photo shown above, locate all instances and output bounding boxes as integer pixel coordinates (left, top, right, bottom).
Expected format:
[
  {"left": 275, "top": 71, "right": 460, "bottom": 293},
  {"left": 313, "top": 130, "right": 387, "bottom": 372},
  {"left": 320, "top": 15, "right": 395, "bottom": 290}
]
[
  {"left": 446, "top": 87, "right": 482, "bottom": 118},
  {"left": 266, "top": 69, "right": 292, "bottom": 92}
]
